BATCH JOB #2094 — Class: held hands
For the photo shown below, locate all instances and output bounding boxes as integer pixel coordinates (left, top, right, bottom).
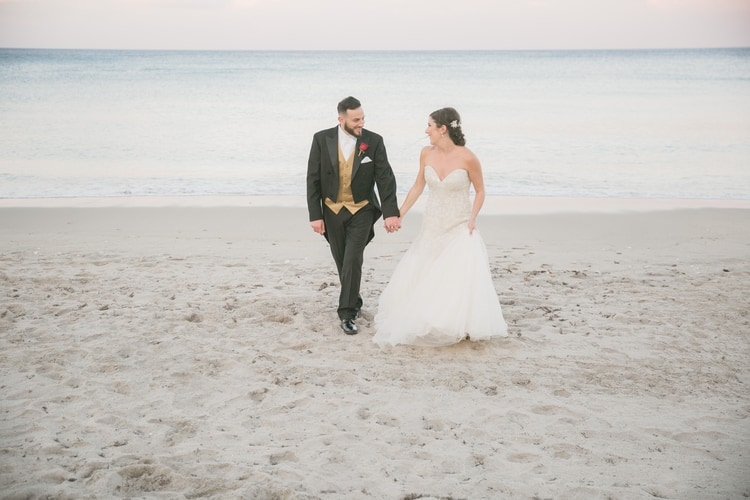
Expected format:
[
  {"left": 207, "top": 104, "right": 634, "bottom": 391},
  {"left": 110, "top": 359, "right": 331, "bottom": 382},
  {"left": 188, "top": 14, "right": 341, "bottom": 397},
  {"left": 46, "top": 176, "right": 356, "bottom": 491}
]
[
  {"left": 312, "top": 218, "right": 400, "bottom": 235},
  {"left": 384, "top": 216, "right": 401, "bottom": 233}
]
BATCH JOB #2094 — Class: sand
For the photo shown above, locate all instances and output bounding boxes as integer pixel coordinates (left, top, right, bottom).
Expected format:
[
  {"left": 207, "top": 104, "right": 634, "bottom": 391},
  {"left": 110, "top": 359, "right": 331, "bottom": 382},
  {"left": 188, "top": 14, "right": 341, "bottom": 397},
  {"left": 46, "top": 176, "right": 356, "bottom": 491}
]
[{"left": 0, "top": 199, "right": 748, "bottom": 499}]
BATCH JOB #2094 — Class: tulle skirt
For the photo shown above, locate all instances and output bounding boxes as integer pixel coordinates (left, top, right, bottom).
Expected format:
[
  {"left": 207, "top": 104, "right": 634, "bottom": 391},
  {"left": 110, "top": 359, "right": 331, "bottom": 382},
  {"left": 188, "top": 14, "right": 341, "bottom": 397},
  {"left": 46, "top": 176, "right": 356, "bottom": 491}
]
[{"left": 373, "top": 225, "right": 508, "bottom": 347}]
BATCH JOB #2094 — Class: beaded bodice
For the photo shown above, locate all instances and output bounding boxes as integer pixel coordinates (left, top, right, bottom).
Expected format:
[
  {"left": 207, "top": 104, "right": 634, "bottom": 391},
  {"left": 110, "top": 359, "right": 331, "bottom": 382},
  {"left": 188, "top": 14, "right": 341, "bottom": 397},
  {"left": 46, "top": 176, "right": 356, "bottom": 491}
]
[{"left": 421, "top": 166, "right": 472, "bottom": 239}]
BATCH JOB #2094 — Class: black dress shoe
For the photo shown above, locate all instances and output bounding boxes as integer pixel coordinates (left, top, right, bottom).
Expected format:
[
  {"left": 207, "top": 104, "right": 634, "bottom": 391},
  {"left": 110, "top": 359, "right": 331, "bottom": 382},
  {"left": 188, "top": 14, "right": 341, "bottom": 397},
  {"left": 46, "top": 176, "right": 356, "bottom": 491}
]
[{"left": 341, "top": 318, "right": 358, "bottom": 335}]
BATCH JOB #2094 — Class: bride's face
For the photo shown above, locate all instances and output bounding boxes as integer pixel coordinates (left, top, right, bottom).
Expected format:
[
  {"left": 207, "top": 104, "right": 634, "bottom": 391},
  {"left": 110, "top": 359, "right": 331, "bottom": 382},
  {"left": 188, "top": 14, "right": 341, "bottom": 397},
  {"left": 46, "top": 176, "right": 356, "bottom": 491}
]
[{"left": 425, "top": 118, "right": 444, "bottom": 145}]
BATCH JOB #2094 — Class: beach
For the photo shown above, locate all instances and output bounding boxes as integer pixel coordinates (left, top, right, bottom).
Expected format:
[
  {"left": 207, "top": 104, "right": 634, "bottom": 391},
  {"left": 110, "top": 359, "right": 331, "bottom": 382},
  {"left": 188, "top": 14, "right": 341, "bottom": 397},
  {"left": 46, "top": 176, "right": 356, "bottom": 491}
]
[{"left": 1, "top": 199, "right": 748, "bottom": 499}]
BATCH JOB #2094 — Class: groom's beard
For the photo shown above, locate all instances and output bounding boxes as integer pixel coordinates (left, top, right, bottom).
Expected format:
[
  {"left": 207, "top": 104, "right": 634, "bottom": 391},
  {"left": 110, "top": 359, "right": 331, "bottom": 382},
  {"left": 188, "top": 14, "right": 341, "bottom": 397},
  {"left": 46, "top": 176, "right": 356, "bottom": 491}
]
[{"left": 344, "top": 123, "right": 362, "bottom": 137}]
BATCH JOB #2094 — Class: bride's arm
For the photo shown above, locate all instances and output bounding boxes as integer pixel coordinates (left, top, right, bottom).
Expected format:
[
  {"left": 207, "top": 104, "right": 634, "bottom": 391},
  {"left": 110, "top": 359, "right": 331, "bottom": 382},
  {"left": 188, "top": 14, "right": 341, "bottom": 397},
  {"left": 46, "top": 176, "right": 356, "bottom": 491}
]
[
  {"left": 465, "top": 149, "right": 486, "bottom": 234},
  {"left": 398, "top": 147, "right": 429, "bottom": 219}
]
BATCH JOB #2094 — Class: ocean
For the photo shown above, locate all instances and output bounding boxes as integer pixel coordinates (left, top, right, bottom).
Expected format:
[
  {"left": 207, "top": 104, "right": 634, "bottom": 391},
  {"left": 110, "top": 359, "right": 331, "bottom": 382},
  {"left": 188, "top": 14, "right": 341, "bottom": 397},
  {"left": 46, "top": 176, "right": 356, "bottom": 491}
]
[{"left": 1, "top": 48, "right": 749, "bottom": 201}]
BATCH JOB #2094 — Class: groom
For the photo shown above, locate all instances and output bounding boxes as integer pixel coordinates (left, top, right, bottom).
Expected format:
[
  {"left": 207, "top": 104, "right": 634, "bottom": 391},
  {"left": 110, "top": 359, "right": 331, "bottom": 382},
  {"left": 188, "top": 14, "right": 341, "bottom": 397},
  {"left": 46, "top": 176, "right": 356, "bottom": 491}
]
[{"left": 307, "top": 96, "right": 401, "bottom": 335}]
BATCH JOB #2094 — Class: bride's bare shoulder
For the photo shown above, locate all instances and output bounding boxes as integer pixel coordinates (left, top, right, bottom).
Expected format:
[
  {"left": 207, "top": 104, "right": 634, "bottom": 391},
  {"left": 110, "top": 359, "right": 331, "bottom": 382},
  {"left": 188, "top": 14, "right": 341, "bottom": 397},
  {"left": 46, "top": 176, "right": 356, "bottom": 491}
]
[
  {"left": 457, "top": 146, "right": 479, "bottom": 162},
  {"left": 420, "top": 145, "right": 436, "bottom": 159}
]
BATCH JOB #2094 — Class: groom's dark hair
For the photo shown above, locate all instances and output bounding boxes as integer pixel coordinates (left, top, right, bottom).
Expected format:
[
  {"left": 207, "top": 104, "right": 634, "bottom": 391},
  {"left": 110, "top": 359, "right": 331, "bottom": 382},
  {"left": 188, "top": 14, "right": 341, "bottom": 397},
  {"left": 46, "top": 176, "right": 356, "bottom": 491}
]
[{"left": 337, "top": 96, "right": 361, "bottom": 115}]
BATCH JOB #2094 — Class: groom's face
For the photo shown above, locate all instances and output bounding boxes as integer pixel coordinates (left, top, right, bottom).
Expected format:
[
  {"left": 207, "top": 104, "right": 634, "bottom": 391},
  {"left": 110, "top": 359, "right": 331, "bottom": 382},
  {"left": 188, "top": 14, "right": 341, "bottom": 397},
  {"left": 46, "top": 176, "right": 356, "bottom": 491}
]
[{"left": 338, "top": 107, "right": 365, "bottom": 137}]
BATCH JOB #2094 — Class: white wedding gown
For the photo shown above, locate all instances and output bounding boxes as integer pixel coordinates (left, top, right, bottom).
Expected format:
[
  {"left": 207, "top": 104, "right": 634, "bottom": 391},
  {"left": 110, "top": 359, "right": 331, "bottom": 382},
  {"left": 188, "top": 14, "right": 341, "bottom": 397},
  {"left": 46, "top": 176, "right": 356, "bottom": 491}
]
[{"left": 373, "top": 166, "right": 508, "bottom": 347}]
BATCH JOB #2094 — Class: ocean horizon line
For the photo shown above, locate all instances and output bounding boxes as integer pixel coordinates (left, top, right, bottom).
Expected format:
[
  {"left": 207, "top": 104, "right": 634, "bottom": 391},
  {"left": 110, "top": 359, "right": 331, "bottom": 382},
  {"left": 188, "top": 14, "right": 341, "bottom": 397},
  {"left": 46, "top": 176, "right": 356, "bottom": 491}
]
[{"left": 2, "top": 46, "right": 749, "bottom": 54}]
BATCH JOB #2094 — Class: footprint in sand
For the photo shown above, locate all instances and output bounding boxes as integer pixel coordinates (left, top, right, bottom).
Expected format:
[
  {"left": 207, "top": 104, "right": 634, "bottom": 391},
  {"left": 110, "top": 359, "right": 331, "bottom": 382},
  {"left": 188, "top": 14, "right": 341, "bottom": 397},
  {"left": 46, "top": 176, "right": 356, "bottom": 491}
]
[
  {"left": 506, "top": 452, "right": 540, "bottom": 463},
  {"left": 112, "top": 464, "right": 174, "bottom": 494},
  {"left": 269, "top": 450, "right": 297, "bottom": 465}
]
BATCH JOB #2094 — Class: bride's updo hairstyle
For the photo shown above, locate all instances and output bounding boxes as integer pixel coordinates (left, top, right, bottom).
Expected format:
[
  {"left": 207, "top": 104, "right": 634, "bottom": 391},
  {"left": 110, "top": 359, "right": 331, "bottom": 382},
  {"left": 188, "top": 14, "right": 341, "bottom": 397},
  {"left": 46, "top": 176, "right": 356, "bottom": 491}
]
[{"left": 430, "top": 107, "right": 466, "bottom": 146}]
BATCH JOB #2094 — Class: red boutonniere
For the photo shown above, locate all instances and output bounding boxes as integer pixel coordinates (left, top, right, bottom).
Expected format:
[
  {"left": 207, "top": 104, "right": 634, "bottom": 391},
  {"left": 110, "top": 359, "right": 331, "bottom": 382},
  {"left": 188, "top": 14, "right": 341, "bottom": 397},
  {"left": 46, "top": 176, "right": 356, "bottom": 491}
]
[{"left": 358, "top": 142, "right": 368, "bottom": 157}]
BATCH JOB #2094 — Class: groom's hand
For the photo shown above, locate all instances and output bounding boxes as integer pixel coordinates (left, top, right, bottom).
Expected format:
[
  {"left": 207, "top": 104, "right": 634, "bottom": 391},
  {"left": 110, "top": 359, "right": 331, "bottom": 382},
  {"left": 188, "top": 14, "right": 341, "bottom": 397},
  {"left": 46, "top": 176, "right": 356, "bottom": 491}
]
[
  {"left": 310, "top": 219, "right": 325, "bottom": 235},
  {"left": 383, "top": 216, "right": 400, "bottom": 233}
]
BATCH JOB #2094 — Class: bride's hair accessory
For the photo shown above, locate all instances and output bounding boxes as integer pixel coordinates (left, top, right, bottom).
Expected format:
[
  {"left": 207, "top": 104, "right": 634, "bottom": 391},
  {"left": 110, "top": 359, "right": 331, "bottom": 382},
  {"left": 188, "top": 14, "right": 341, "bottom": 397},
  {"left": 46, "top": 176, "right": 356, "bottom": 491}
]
[{"left": 450, "top": 120, "right": 460, "bottom": 129}]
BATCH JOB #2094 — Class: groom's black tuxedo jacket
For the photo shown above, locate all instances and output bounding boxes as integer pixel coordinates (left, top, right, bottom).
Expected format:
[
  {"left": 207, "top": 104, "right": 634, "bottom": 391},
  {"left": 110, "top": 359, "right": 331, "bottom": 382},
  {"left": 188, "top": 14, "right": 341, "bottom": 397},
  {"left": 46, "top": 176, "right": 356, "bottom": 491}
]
[{"left": 306, "top": 126, "right": 400, "bottom": 225}]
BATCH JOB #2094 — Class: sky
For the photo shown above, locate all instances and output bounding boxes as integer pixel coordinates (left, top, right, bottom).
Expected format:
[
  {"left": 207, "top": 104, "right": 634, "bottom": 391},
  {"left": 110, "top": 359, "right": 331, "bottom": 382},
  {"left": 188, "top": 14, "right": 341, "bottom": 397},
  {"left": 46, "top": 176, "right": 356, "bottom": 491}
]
[{"left": 1, "top": 0, "right": 749, "bottom": 51}]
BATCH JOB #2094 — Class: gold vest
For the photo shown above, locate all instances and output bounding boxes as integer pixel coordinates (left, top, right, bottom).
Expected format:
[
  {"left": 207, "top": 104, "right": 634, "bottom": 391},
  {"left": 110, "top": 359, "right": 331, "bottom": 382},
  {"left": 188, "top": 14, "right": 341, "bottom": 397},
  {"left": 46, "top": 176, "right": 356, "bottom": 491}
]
[{"left": 325, "top": 143, "right": 369, "bottom": 215}]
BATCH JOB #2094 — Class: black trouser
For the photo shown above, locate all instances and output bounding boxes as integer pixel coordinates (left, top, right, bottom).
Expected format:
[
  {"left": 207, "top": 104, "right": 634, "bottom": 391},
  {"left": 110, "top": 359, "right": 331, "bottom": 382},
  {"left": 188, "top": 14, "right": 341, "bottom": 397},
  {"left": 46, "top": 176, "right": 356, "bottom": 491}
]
[{"left": 323, "top": 204, "right": 376, "bottom": 320}]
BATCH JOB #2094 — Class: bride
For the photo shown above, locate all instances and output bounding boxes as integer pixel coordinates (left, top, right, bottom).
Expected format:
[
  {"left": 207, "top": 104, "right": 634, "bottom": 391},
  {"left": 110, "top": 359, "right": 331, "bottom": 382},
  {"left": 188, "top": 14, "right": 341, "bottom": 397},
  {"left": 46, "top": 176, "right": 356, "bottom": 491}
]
[{"left": 373, "top": 107, "right": 508, "bottom": 347}]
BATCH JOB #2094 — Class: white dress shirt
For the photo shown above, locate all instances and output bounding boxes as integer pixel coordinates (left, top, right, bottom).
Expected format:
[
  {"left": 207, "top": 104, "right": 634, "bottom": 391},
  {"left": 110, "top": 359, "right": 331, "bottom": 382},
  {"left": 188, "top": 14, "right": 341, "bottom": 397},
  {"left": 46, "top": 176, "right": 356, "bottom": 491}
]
[{"left": 338, "top": 125, "right": 356, "bottom": 160}]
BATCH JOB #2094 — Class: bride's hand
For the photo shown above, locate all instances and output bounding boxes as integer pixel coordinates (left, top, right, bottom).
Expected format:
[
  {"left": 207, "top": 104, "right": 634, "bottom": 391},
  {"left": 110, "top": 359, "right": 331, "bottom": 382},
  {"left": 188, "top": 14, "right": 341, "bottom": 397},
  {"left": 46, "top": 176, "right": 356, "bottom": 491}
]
[
  {"left": 468, "top": 219, "right": 476, "bottom": 234},
  {"left": 384, "top": 216, "right": 400, "bottom": 233}
]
